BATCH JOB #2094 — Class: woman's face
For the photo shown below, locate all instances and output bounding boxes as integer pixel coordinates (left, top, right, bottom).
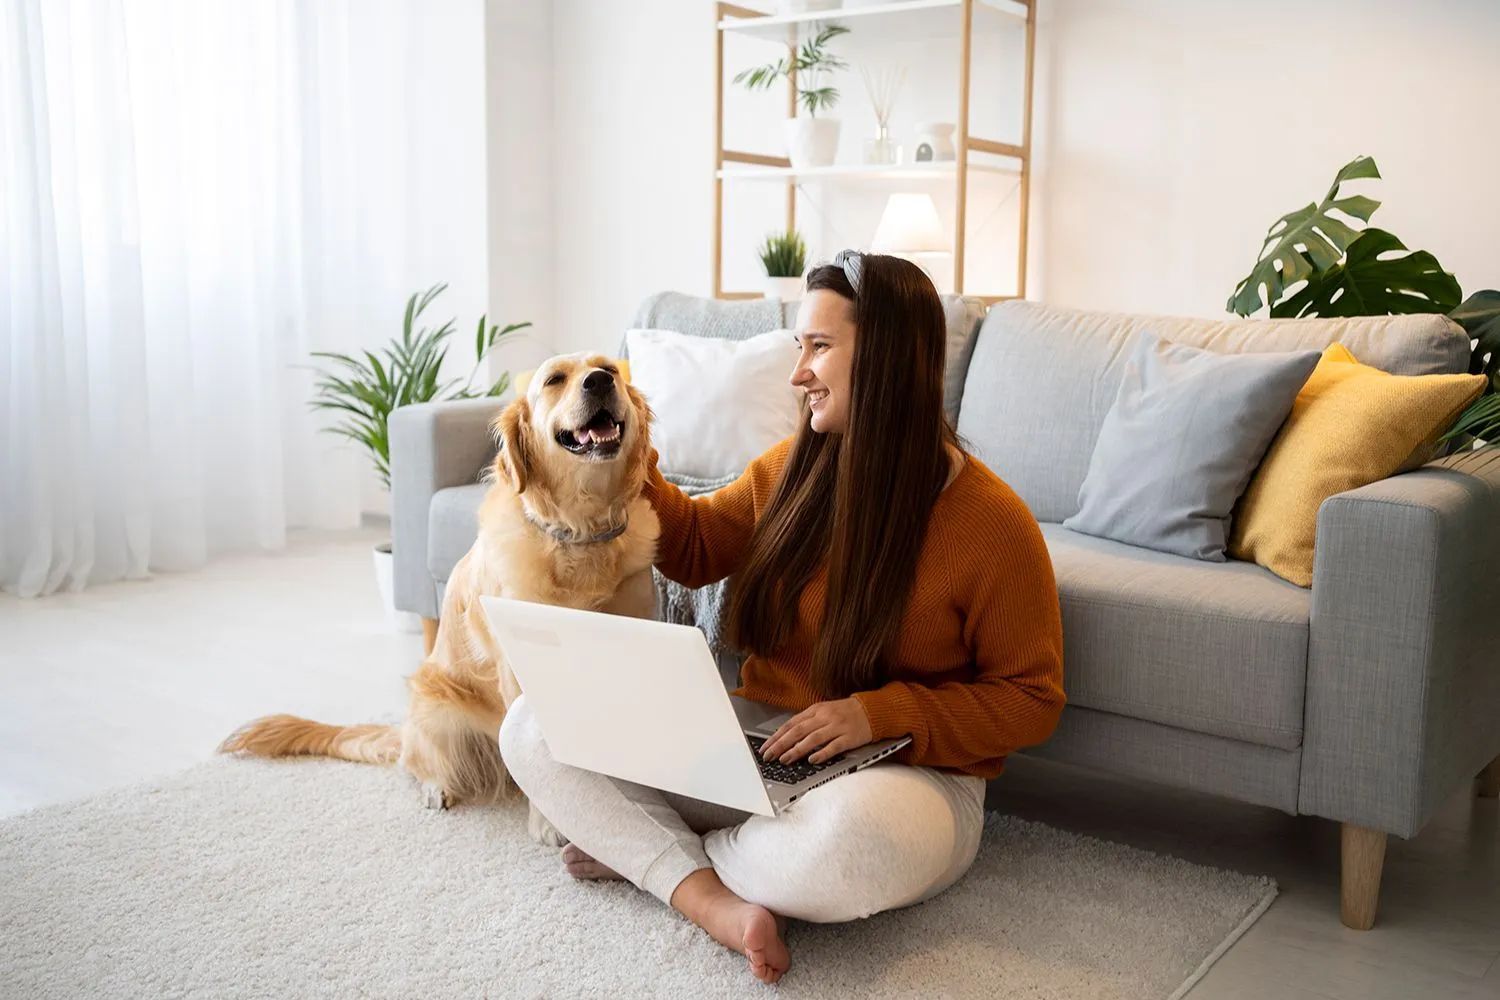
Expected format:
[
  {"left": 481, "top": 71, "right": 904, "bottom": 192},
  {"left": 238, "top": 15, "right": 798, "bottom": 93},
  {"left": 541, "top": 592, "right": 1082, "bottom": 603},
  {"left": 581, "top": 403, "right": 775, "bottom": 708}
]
[{"left": 789, "top": 289, "right": 857, "bottom": 434}]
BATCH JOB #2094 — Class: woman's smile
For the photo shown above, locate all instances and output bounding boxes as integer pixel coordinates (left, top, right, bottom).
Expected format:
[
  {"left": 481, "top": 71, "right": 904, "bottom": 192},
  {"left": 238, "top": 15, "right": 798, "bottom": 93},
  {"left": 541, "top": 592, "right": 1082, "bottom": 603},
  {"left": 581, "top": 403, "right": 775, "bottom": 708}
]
[{"left": 791, "top": 289, "right": 856, "bottom": 433}]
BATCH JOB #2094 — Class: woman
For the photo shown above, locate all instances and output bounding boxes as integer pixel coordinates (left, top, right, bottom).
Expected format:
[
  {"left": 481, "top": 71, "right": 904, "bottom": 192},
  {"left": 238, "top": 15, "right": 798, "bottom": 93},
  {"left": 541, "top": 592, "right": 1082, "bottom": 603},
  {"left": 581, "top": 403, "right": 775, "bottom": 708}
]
[{"left": 499, "top": 251, "right": 1065, "bottom": 985}]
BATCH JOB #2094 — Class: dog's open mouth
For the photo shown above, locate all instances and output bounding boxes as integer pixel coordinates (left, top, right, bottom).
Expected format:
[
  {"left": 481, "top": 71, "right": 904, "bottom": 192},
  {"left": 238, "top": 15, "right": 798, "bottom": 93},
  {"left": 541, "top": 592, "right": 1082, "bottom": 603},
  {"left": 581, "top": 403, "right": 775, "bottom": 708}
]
[{"left": 556, "top": 408, "right": 624, "bottom": 457}]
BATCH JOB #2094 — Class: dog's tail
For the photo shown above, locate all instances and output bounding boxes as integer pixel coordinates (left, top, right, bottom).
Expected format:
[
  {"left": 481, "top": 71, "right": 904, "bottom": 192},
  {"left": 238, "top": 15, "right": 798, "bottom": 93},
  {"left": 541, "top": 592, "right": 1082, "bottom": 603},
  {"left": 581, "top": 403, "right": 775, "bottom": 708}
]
[{"left": 217, "top": 714, "right": 401, "bottom": 765}]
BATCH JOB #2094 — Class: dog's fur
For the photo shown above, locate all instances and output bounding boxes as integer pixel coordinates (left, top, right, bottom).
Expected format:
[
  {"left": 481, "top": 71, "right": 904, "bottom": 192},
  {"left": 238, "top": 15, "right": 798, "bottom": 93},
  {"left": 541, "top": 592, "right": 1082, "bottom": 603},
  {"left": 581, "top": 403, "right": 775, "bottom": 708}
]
[{"left": 219, "top": 353, "right": 660, "bottom": 844}]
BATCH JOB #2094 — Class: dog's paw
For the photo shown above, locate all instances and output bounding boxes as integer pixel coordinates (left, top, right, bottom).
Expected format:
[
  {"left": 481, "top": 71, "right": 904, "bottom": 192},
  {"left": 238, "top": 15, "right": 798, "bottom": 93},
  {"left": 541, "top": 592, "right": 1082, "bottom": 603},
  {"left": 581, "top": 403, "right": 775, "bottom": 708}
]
[
  {"left": 528, "top": 802, "right": 569, "bottom": 847},
  {"left": 421, "top": 783, "right": 451, "bottom": 811}
]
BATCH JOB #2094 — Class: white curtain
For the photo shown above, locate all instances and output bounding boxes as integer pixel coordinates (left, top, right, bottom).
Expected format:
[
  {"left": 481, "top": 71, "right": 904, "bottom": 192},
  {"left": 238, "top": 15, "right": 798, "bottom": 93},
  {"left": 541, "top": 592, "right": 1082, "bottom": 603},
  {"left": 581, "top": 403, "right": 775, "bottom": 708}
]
[{"left": 0, "top": 0, "right": 485, "bottom": 597}]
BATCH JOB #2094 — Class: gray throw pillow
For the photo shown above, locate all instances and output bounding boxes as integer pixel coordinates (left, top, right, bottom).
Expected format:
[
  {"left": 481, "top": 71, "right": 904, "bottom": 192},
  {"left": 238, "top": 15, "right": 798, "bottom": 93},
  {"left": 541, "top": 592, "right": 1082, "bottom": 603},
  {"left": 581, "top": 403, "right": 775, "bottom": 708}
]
[{"left": 1061, "top": 331, "right": 1320, "bottom": 561}]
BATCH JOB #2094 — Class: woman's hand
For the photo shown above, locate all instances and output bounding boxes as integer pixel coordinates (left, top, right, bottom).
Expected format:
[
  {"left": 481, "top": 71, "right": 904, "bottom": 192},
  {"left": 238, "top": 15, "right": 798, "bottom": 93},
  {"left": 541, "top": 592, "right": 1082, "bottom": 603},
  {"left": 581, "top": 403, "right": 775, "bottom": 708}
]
[{"left": 759, "top": 698, "right": 875, "bottom": 765}]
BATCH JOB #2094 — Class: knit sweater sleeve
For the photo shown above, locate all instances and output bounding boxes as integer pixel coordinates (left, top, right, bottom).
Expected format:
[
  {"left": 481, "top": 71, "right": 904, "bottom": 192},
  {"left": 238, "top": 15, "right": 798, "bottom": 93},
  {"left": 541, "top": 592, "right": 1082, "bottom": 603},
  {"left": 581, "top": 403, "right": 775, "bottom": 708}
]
[
  {"left": 851, "top": 489, "right": 1067, "bottom": 770},
  {"left": 641, "top": 438, "right": 793, "bottom": 589}
]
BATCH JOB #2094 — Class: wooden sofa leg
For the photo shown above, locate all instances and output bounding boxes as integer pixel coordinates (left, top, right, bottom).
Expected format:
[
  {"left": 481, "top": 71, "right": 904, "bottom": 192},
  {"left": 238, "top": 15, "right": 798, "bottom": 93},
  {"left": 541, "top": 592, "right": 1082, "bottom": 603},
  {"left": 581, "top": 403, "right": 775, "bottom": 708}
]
[
  {"left": 422, "top": 617, "right": 439, "bottom": 657},
  {"left": 1479, "top": 753, "right": 1500, "bottom": 799},
  {"left": 1340, "top": 823, "right": 1387, "bottom": 930}
]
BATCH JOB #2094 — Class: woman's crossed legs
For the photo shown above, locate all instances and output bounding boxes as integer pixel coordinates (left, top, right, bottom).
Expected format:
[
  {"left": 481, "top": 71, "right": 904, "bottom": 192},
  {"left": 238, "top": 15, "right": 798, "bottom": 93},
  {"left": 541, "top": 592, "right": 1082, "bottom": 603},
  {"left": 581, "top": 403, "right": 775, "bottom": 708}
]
[{"left": 499, "top": 693, "right": 986, "bottom": 984}]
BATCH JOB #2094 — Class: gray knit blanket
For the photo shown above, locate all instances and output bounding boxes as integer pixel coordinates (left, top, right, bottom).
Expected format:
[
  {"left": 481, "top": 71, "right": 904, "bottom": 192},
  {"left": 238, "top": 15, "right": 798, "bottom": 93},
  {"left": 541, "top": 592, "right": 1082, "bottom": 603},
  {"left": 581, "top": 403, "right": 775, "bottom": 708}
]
[{"left": 652, "top": 471, "right": 744, "bottom": 688}]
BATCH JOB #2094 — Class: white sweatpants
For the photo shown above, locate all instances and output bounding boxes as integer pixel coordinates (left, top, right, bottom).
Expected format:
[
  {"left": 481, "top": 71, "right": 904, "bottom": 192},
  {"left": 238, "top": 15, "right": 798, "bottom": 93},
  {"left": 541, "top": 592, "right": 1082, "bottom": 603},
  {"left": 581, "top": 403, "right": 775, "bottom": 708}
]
[{"left": 498, "top": 693, "right": 987, "bottom": 923}]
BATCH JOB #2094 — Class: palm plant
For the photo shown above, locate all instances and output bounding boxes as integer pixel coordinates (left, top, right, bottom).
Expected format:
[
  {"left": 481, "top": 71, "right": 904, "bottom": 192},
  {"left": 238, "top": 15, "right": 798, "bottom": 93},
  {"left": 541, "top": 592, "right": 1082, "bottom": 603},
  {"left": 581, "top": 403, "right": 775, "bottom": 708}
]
[
  {"left": 758, "top": 229, "right": 808, "bottom": 278},
  {"left": 309, "top": 283, "right": 530, "bottom": 488},
  {"left": 733, "top": 23, "right": 850, "bottom": 116}
]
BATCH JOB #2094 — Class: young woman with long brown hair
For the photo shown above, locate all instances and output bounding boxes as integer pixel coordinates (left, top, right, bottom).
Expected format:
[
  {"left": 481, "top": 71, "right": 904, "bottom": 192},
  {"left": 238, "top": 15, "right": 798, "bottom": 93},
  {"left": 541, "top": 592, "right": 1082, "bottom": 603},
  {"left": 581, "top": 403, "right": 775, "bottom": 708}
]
[{"left": 500, "top": 251, "right": 1065, "bottom": 984}]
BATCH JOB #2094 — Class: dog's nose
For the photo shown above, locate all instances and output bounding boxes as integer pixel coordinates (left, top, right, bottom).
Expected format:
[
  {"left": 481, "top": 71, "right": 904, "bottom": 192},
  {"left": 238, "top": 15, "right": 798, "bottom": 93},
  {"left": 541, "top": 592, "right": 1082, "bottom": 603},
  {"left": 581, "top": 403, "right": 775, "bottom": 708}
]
[{"left": 582, "top": 370, "right": 614, "bottom": 396}]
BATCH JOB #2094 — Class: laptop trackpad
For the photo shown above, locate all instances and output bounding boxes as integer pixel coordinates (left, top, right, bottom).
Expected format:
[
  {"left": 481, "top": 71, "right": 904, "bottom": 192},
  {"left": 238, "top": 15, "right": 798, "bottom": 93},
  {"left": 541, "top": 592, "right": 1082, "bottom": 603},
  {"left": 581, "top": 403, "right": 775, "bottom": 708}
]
[{"left": 730, "top": 695, "right": 795, "bottom": 736}]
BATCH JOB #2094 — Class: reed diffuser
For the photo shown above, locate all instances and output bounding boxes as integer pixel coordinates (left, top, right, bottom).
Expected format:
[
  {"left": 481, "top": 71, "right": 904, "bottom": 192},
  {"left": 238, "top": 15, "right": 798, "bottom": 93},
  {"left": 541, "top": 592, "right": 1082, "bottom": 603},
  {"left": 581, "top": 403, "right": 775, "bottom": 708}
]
[{"left": 859, "top": 64, "right": 907, "bottom": 165}]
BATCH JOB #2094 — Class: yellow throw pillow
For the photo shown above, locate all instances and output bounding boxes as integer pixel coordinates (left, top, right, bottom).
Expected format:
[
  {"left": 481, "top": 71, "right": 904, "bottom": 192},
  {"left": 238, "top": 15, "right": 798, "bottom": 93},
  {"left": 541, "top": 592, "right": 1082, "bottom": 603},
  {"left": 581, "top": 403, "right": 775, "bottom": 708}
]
[
  {"left": 513, "top": 358, "right": 631, "bottom": 398},
  {"left": 1227, "top": 343, "right": 1486, "bottom": 587}
]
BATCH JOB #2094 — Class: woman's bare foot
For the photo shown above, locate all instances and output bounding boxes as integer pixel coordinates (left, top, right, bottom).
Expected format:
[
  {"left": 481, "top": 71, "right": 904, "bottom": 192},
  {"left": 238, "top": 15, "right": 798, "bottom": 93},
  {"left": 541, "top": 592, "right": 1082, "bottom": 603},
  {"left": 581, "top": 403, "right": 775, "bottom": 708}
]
[
  {"left": 670, "top": 868, "right": 791, "bottom": 984},
  {"left": 560, "top": 843, "right": 624, "bottom": 880},
  {"left": 740, "top": 906, "right": 791, "bottom": 984}
]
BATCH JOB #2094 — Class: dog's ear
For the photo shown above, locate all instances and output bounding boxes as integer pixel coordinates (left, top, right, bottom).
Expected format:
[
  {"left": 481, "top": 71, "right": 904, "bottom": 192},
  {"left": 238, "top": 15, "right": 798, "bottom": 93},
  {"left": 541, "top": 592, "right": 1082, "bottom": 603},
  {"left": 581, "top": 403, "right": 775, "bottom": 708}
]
[
  {"left": 624, "top": 382, "right": 655, "bottom": 440},
  {"left": 622, "top": 382, "right": 655, "bottom": 485},
  {"left": 496, "top": 397, "right": 535, "bottom": 494}
]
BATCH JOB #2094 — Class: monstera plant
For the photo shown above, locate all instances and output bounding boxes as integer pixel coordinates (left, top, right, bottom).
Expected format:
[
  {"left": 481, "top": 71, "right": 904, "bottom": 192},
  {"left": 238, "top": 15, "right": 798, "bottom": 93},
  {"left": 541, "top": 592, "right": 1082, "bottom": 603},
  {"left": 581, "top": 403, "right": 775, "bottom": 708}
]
[{"left": 1228, "top": 155, "right": 1500, "bottom": 447}]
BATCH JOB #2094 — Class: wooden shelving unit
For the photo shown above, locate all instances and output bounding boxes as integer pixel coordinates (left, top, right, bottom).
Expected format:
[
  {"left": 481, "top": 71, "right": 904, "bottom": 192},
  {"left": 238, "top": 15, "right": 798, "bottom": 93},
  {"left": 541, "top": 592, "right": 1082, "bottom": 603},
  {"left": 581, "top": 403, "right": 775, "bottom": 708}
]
[{"left": 714, "top": 0, "right": 1036, "bottom": 304}]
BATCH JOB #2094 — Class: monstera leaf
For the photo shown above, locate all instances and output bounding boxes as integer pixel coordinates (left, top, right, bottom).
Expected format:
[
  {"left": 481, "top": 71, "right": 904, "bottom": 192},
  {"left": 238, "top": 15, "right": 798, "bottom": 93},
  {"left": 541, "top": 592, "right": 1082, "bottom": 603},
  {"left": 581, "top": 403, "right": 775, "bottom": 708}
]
[
  {"left": 1269, "top": 229, "right": 1462, "bottom": 319},
  {"left": 1228, "top": 156, "right": 1382, "bottom": 317},
  {"left": 1440, "top": 290, "right": 1500, "bottom": 445},
  {"left": 1451, "top": 289, "right": 1500, "bottom": 381}
]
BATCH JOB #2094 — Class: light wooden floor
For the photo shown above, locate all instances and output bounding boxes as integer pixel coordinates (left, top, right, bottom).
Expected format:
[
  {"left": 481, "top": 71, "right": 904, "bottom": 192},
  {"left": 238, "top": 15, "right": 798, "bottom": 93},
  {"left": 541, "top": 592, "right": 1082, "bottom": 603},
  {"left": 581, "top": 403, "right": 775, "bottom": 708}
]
[{"left": 2, "top": 526, "right": 1496, "bottom": 999}]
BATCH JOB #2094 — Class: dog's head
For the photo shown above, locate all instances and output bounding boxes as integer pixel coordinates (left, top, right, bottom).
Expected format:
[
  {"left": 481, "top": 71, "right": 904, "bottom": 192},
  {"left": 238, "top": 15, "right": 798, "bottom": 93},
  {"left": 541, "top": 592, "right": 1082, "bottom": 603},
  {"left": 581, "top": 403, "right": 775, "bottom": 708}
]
[{"left": 493, "top": 352, "right": 653, "bottom": 498}]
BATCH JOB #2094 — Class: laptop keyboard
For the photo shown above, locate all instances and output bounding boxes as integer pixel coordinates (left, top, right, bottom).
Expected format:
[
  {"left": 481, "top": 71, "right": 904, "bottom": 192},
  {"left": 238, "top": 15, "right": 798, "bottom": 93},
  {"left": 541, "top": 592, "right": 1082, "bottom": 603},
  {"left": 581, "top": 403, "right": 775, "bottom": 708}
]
[{"left": 746, "top": 733, "right": 847, "bottom": 785}]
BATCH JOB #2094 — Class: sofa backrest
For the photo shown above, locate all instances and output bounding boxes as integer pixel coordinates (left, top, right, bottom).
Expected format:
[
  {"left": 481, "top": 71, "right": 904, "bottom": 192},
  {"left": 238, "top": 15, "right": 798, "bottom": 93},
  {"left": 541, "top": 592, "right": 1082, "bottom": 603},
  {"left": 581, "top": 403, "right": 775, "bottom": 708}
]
[
  {"left": 955, "top": 300, "right": 1475, "bottom": 523},
  {"left": 626, "top": 290, "right": 987, "bottom": 423}
]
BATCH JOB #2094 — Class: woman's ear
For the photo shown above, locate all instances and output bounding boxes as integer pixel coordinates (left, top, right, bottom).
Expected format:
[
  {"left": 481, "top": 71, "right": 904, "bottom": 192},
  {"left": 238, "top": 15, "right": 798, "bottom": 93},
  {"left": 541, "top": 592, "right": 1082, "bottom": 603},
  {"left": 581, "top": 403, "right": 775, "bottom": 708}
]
[{"left": 496, "top": 397, "right": 534, "bottom": 494}]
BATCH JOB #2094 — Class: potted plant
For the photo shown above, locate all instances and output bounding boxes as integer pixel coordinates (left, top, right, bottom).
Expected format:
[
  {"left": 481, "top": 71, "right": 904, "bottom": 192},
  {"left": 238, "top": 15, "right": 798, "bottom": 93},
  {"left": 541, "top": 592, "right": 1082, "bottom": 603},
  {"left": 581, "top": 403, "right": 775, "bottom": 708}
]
[
  {"left": 758, "top": 229, "right": 808, "bottom": 301},
  {"left": 308, "top": 283, "right": 530, "bottom": 629},
  {"left": 734, "top": 23, "right": 850, "bottom": 169},
  {"left": 1226, "top": 155, "right": 1500, "bottom": 451}
]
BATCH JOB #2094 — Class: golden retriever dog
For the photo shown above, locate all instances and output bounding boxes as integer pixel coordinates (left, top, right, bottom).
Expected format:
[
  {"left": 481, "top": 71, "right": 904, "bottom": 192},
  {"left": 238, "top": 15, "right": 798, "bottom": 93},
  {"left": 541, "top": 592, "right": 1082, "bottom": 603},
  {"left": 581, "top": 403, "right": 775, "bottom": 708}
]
[{"left": 218, "top": 353, "right": 660, "bottom": 846}]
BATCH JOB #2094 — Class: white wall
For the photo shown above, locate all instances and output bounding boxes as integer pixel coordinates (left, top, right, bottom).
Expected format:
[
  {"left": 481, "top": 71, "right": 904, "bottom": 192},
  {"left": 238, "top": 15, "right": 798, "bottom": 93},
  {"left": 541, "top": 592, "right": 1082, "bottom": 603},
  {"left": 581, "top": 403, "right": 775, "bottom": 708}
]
[
  {"left": 347, "top": 2, "right": 490, "bottom": 516},
  {"left": 548, "top": 1, "right": 722, "bottom": 357},
  {"left": 484, "top": 0, "right": 561, "bottom": 382},
  {"left": 486, "top": 0, "right": 1500, "bottom": 359},
  {"left": 1032, "top": 0, "right": 1500, "bottom": 316}
]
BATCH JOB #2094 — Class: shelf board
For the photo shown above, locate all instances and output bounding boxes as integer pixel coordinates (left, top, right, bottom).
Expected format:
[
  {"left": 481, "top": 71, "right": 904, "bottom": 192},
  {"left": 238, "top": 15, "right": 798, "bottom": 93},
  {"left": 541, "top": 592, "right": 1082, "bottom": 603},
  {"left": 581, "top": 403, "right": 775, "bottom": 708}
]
[
  {"left": 717, "top": 160, "right": 1020, "bottom": 183},
  {"left": 718, "top": 0, "right": 1027, "bottom": 42}
]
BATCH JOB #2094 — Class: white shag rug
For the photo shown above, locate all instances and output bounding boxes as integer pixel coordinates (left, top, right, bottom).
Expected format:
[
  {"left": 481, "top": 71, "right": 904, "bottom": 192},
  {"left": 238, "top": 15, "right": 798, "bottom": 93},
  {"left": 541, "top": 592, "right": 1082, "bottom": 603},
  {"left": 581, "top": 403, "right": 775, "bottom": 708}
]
[{"left": 1, "top": 756, "right": 1276, "bottom": 999}]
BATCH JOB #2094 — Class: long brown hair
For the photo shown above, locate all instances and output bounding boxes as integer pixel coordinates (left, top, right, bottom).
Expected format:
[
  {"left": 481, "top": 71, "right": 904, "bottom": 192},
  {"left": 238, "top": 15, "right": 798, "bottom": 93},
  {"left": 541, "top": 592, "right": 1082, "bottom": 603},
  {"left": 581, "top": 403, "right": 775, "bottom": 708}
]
[{"left": 726, "top": 253, "right": 959, "bottom": 699}]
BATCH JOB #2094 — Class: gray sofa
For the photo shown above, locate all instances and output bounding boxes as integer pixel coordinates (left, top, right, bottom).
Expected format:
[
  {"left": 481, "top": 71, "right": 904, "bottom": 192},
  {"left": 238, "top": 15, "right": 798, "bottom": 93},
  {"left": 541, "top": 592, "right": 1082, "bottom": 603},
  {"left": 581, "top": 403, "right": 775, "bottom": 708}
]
[{"left": 389, "top": 291, "right": 1500, "bottom": 931}]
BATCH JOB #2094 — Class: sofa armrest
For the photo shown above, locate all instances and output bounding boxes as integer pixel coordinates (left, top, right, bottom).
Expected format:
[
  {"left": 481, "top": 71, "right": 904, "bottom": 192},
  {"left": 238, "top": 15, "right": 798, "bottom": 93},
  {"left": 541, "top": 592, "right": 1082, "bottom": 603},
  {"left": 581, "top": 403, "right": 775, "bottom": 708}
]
[
  {"left": 1302, "top": 450, "right": 1500, "bottom": 837},
  {"left": 389, "top": 399, "right": 504, "bottom": 619}
]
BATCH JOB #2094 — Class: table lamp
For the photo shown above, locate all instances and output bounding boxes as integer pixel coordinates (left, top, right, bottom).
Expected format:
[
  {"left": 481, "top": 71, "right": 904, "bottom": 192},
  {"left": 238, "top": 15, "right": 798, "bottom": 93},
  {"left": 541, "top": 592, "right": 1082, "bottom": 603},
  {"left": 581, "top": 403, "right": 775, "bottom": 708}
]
[{"left": 871, "top": 193, "right": 951, "bottom": 289}]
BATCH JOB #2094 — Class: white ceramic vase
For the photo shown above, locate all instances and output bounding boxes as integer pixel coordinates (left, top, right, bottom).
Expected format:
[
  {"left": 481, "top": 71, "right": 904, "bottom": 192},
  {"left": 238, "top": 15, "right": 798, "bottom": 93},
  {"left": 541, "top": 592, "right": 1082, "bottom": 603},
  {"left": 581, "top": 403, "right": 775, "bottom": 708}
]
[
  {"left": 762, "top": 275, "right": 805, "bottom": 302},
  {"left": 784, "top": 117, "right": 841, "bottom": 169},
  {"left": 373, "top": 541, "right": 424, "bottom": 634}
]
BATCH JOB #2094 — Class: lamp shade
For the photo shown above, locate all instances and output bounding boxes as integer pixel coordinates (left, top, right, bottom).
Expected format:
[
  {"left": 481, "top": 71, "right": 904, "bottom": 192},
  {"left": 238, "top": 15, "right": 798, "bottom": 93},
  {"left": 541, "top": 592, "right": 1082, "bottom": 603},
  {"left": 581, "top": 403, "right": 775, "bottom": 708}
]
[{"left": 871, "top": 193, "right": 946, "bottom": 253}]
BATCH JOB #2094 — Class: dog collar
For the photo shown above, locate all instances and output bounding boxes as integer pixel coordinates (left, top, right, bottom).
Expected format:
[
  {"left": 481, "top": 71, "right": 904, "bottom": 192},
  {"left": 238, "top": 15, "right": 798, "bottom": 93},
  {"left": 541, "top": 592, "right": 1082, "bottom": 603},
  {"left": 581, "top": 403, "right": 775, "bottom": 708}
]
[{"left": 523, "top": 509, "right": 628, "bottom": 545}]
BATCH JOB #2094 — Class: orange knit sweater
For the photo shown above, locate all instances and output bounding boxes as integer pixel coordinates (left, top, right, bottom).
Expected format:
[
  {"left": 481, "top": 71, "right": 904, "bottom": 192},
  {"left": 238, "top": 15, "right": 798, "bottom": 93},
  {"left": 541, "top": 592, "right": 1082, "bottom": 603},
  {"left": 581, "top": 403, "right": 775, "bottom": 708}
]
[{"left": 643, "top": 437, "right": 1066, "bottom": 780}]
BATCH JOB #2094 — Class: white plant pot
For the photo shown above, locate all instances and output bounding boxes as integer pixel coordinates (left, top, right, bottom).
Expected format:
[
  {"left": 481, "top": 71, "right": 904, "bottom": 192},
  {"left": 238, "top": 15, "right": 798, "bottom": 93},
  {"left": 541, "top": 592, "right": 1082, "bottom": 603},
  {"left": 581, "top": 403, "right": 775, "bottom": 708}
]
[
  {"left": 783, "top": 117, "right": 841, "bottom": 169},
  {"left": 373, "top": 542, "right": 424, "bottom": 634},
  {"left": 762, "top": 275, "right": 805, "bottom": 302}
]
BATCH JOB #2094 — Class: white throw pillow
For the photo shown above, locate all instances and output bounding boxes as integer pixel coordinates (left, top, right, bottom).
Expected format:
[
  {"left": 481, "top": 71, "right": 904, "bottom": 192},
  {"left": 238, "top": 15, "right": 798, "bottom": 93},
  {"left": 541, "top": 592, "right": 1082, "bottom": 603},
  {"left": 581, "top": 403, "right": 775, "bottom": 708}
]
[{"left": 624, "top": 327, "right": 803, "bottom": 480}]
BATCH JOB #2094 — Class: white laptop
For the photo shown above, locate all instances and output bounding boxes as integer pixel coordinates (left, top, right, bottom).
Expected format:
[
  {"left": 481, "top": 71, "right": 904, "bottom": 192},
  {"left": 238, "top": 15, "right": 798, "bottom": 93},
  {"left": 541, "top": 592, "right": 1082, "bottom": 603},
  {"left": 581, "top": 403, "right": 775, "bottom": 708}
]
[{"left": 480, "top": 596, "right": 912, "bottom": 817}]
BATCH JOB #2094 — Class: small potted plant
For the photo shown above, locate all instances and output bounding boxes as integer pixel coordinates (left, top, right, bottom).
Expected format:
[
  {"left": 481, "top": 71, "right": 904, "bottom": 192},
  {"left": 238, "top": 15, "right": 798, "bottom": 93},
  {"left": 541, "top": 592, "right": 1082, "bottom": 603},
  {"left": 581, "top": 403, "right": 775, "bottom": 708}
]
[
  {"left": 758, "top": 229, "right": 808, "bottom": 301},
  {"left": 308, "top": 283, "right": 529, "bottom": 630},
  {"left": 734, "top": 23, "right": 850, "bottom": 169}
]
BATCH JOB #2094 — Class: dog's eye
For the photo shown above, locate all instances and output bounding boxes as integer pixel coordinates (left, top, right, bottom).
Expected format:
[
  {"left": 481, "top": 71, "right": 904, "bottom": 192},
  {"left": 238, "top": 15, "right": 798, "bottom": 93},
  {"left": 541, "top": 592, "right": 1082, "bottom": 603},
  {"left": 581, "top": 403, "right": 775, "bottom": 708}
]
[
  {"left": 602, "top": 365, "right": 618, "bottom": 376},
  {"left": 544, "top": 373, "right": 565, "bottom": 387}
]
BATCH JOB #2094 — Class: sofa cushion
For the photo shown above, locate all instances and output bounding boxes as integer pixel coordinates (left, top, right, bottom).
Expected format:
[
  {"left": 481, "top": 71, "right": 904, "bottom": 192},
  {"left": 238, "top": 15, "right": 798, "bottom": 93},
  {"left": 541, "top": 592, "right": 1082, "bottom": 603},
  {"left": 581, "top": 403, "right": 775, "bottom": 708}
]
[
  {"left": 1040, "top": 523, "right": 1310, "bottom": 751},
  {"left": 625, "top": 327, "right": 802, "bottom": 480},
  {"left": 1228, "top": 343, "right": 1488, "bottom": 587},
  {"left": 427, "top": 483, "right": 487, "bottom": 582},
  {"left": 959, "top": 301, "right": 1474, "bottom": 522},
  {"left": 1063, "top": 331, "right": 1321, "bottom": 562}
]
